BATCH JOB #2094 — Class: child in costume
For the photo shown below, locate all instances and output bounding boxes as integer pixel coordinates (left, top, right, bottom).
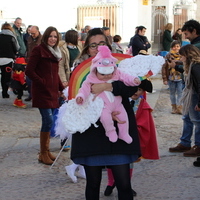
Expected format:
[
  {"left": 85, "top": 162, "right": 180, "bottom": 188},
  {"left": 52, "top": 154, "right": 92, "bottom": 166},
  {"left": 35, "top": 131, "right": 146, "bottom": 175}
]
[
  {"left": 76, "top": 45, "right": 141, "bottom": 144},
  {"left": 10, "top": 57, "right": 28, "bottom": 108},
  {"left": 104, "top": 79, "right": 159, "bottom": 197}
]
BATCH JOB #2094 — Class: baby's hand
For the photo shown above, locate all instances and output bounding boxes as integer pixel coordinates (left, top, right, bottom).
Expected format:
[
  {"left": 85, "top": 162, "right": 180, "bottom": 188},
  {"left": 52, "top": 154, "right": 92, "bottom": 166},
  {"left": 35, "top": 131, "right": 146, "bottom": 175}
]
[
  {"left": 133, "top": 77, "right": 141, "bottom": 85},
  {"left": 76, "top": 97, "right": 83, "bottom": 104}
]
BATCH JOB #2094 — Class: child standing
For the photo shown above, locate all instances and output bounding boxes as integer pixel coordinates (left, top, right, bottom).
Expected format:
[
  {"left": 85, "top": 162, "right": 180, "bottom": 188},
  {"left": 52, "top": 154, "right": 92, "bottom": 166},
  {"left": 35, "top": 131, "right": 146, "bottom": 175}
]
[
  {"left": 104, "top": 79, "right": 159, "bottom": 197},
  {"left": 162, "top": 40, "right": 183, "bottom": 114},
  {"left": 76, "top": 45, "right": 141, "bottom": 144},
  {"left": 10, "top": 57, "right": 27, "bottom": 108}
]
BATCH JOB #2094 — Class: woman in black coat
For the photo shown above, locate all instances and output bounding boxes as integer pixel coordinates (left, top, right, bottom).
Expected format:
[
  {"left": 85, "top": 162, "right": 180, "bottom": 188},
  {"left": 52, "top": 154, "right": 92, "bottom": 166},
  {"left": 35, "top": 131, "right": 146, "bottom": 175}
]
[
  {"left": 70, "top": 28, "right": 141, "bottom": 200},
  {"left": 0, "top": 23, "right": 19, "bottom": 98}
]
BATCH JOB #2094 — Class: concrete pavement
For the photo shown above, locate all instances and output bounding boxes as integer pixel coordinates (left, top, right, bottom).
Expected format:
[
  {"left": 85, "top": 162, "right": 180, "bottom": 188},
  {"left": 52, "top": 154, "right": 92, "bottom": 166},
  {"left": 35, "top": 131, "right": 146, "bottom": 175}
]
[{"left": 0, "top": 76, "right": 200, "bottom": 200}]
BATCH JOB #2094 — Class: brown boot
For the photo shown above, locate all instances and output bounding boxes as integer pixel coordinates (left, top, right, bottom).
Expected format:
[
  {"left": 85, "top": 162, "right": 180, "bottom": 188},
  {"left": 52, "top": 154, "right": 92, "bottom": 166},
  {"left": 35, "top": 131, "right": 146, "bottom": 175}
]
[
  {"left": 169, "top": 143, "right": 191, "bottom": 152},
  {"left": 171, "top": 104, "right": 176, "bottom": 114},
  {"left": 175, "top": 105, "right": 182, "bottom": 115},
  {"left": 183, "top": 146, "right": 200, "bottom": 157},
  {"left": 47, "top": 136, "right": 56, "bottom": 161},
  {"left": 38, "top": 132, "right": 53, "bottom": 165}
]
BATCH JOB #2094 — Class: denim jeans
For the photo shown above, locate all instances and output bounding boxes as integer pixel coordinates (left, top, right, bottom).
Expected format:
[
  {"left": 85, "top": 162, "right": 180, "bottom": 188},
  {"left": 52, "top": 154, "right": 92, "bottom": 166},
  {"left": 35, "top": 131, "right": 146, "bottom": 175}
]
[
  {"left": 39, "top": 108, "right": 55, "bottom": 132},
  {"left": 168, "top": 80, "right": 182, "bottom": 105},
  {"left": 180, "top": 92, "right": 200, "bottom": 147}
]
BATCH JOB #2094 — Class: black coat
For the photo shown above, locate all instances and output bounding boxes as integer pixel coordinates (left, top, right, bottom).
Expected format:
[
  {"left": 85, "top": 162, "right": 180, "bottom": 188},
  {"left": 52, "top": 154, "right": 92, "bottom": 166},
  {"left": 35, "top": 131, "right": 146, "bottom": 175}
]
[
  {"left": 131, "top": 34, "right": 151, "bottom": 56},
  {"left": 0, "top": 34, "right": 18, "bottom": 59},
  {"left": 71, "top": 81, "right": 141, "bottom": 161}
]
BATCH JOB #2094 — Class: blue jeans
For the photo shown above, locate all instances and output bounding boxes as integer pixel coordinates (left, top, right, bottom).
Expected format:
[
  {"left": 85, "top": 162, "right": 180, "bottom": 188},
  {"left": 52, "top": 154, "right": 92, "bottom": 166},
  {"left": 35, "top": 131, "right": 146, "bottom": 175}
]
[
  {"left": 168, "top": 80, "right": 182, "bottom": 105},
  {"left": 39, "top": 108, "right": 55, "bottom": 132},
  {"left": 180, "top": 92, "right": 200, "bottom": 147}
]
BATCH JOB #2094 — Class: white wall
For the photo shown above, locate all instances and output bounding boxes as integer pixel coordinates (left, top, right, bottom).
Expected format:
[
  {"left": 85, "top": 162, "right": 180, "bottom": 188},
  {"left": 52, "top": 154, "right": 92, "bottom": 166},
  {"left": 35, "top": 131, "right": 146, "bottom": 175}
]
[{"left": 121, "top": 0, "right": 152, "bottom": 43}]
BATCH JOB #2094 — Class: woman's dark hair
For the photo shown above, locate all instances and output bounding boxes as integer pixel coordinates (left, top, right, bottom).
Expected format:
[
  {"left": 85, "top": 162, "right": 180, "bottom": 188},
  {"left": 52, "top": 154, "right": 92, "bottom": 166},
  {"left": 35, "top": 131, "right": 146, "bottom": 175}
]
[
  {"left": 65, "top": 30, "right": 78, "bottom": 46},
  {"left": 41, "top": 26, "right": 59, "bottom": 47},
  {"left": 170, "top": 40, "right": 181, "bottom": 48},
  {"left": 80, "top": 28, "right": 112, "bottom": 57},
  {"left": 113, "top": 35, "right": 121, "bottom": 42}
]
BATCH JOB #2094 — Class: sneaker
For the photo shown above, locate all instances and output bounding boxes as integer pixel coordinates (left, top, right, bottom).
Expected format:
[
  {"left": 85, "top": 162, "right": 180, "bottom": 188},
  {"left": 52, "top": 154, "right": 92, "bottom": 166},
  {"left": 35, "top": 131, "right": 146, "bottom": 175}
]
[
  {"left": 13, "top": 98, "right": 27, "bottom": 108},
  {"left": 183, "top": 146, "right": 200, "bottom": 157},
  {"left": 169, "top": 143, "right": 191, "bottom": 152}
]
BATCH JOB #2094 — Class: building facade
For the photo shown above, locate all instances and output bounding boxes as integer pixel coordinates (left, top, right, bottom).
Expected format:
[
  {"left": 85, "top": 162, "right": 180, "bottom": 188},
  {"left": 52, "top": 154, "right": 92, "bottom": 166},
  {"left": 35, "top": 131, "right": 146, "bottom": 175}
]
[{"left": 76, "top": 0, "right": 198, "bottom": 53}]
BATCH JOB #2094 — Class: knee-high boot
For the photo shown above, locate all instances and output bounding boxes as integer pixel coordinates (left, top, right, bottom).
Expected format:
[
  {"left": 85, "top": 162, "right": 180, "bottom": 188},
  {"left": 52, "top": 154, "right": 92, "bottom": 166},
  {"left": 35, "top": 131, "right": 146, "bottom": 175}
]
[
  {"left": 47, "top": 136, "right": 56, "bottom": 161},
  {"left": 38, "top": 132, "right": 54, "bottom": 165}
]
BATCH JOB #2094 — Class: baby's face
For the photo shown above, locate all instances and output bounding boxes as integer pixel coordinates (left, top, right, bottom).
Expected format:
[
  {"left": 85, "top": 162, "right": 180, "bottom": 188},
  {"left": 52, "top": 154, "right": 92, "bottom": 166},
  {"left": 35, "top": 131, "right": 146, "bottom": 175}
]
[
  {"left": 131, "top": 88, "right": 144, "bottom": 100},
  {"left": 96, "top": 71, "right": 113, "bottom": 81}
]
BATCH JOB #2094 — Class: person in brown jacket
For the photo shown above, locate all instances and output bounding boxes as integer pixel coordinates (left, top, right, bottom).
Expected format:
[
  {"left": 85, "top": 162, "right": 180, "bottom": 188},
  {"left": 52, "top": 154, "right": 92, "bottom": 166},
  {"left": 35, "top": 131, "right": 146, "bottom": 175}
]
[{"left": 25, "top": 26, "right": 64, "bottom": 165}]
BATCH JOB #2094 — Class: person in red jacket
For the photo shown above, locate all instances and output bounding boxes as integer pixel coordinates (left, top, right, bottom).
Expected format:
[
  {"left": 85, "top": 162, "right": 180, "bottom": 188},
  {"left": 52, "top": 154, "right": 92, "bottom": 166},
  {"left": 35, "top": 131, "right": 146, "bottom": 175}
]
[
  {"left": 10, "top": 57, "right": 27, "bottom": 108},
  {"left": 104, "top": 79, "right": 159, "bottom": 197},
  {"left": 25, "top": 26, "right": 64, "bottom": 165}
]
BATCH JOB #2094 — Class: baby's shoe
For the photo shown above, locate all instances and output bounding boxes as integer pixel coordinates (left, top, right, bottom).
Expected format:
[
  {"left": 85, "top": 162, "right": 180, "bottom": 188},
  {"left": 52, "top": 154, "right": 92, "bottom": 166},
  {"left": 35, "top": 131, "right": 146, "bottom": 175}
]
[
  {"left": 65, "top": 165, "right": 77, "bottom": 183},
  {"left": 77, "top": 165, "right": 86, "bottom": 179},
  {"left": 119, "top": 134, "right": 133, "bottom": 144},
  {"left": 107, "top": 131, "right": 118, "bottom": 143}
]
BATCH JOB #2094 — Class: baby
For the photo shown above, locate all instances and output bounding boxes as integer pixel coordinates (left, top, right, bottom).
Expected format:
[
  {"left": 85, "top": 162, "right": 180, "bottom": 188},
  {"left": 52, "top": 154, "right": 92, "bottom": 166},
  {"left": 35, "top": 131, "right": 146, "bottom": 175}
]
[{"left": 76, "top": 46, "right": 140, "bottom": 144}]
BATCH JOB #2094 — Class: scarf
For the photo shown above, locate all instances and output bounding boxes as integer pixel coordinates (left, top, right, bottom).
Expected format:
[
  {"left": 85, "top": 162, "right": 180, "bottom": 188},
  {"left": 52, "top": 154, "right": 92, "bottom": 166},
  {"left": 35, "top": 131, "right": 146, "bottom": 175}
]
[
  {"left": 180, "top": 63, "right": 193, "bottom": 115},
  {"left": 0, "top": 29, "right": 20, "bottom": 50},
  {"left": 47, "top": 45, "right": 62, "bottom": 61}
]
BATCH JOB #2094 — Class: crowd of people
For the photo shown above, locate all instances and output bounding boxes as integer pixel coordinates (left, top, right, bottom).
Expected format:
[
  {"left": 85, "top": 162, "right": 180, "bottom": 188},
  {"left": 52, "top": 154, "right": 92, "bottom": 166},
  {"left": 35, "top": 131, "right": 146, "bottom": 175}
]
[{"left": 0, "top": 16, "right": 200, "bottom": 200}]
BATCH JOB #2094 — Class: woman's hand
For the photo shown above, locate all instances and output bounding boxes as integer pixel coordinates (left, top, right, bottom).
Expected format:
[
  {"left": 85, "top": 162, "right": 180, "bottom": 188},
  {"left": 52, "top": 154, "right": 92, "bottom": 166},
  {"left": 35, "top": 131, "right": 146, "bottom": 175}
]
[
  {"left": 62, "top": 81, "right": 68, "bottom": 88},
  {"left": 91, "top": 83, "right": 112, "bottom": 100},
  {"left": 167, "top": 60, "right": 176, "bottom": 68},
  {"left": 111, "top": 111, "right": 126, "bottom": 124},
  {"left": 59, "top": 91, "right": 67, "bottom": 100}
]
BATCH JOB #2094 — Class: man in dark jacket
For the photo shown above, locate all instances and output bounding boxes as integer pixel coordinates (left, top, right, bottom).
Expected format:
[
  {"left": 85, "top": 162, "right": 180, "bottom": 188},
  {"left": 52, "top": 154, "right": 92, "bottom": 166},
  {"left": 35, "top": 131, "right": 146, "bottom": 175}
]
[
  {"left": 130, "top": 26, "right": 151, "bottom": 56},
  {"left": 13, "top": 17, "right": 26, "bottom": 57},
  {"left": 169, "top": 20, "right": 200, "bottom": 164}
]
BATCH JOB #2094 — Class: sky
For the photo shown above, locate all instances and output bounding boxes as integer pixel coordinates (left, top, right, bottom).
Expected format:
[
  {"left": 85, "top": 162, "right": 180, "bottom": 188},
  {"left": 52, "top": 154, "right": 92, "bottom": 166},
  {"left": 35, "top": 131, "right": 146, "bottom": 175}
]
[
  {"left": 1, "top": 0, "right": 80, "bottom": 32},
  {"left": 0, "top": 0, "right": 121, "bottom": 32}
]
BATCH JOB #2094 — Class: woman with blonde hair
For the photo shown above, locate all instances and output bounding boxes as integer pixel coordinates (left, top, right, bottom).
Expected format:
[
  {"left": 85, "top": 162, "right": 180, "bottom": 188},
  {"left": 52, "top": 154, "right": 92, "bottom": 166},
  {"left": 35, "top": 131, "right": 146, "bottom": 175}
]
[
  {"left": 178, "top": 44, "right": 200, "bottom": 167},
  {"left": 0, "top": 23, "right": 19, "bottom": 98},
  {"left": 163, "top": 23, "right": 173, "bottom": 51}
]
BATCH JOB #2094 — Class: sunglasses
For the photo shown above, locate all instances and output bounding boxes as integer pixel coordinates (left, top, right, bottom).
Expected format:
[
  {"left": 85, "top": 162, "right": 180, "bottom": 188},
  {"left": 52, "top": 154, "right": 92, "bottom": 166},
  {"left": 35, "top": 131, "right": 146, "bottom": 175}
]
[{"left": 89, "top": 41, "right": 107, "bottom": 49}]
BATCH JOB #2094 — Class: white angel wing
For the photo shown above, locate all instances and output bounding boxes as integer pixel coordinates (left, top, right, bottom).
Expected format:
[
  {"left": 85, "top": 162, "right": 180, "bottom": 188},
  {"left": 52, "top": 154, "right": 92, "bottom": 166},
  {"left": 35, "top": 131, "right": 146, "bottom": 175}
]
[
  {"left": 54, "top": 94, "right": 104, "bottom": 139},
  {"left": 118, "top": 55, "right": 165, "bottom": 77}
]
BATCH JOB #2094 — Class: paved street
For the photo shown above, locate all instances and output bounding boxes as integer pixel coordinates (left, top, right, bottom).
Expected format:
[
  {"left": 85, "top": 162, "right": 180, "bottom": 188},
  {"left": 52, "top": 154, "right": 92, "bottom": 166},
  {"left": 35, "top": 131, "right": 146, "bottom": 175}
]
[{"left": 0, "top": 76, "right": 200, "bottom": 200}]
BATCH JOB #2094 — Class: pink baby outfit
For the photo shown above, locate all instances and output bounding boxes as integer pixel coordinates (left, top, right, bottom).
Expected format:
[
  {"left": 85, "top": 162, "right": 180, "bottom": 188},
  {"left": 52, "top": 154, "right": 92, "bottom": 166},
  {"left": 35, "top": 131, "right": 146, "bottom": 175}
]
[{"left": 76, "top": 46, "right": 139, "bottom": 143}]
